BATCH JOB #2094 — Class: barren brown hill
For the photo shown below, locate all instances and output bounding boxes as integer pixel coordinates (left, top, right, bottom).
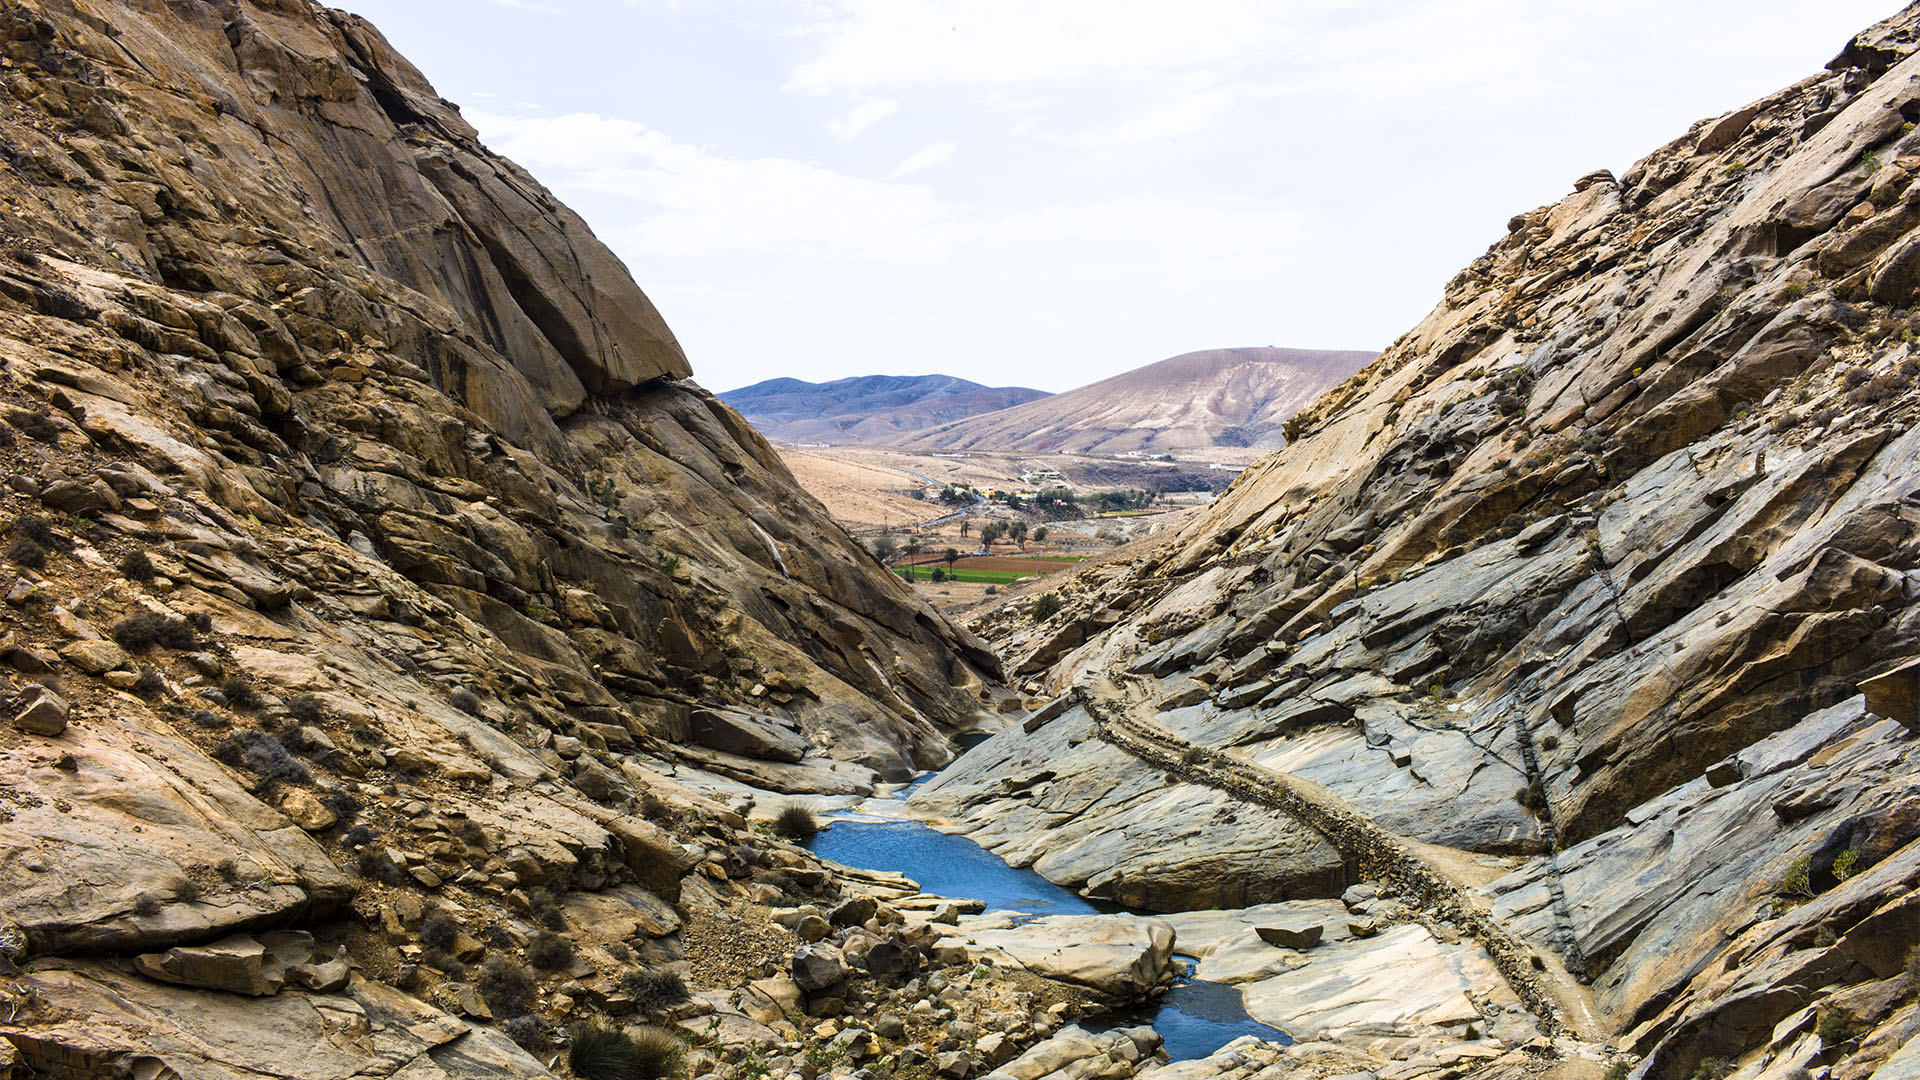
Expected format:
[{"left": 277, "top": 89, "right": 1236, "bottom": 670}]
[{"left": 903, "top": 347, "right": 1375, "bottom": 455}]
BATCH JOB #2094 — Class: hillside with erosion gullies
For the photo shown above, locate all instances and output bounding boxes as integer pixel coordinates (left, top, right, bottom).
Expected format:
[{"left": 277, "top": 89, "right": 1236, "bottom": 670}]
[
  {"left": 901, "top": 348, "right": 1376, "bottom": 456},
  {"left": 926, "top": 8, "right": 1920, "bottom": 1080},
  {"left": 0, "top": 1, "right": 1052, "bottom": 1074}
]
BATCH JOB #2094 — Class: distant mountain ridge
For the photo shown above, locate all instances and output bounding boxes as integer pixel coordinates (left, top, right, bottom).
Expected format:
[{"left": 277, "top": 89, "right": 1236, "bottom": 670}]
[
  {"left": 720, "top": 374, "right": 1049, "bottom": 444},
  {"left": 902, "top": 347, "right": 1376, "bottom": 455}
]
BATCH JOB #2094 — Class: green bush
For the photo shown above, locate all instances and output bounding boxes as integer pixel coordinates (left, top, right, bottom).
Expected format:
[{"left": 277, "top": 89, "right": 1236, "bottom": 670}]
[
  {"left": 1816, "top": 1009, "right": 1855, "bottom": 1046},
  {"left": 1832, "top": 848, "right": 1863, "bottom": 882},
  {"left": 1030, "top": 593, "right": 1062, "bottom": 621},
  {"left": 619, "top": 967, "right": 690, "bottom": 1013},
  {"left": 772, "top": 804, "right": 818, "bottom": 839},
  {"left": 569, "top": 1023, "right": 683, "bottom": 1080},
  {"left": 1780, "top": 854, "right": 1814, "bottom": 899}
]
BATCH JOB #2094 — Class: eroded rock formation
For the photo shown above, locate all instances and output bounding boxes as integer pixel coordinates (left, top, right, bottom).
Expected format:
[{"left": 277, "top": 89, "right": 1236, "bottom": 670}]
[
  {"left": 0, "top": 0, "right": 1007, "bottom": 1073},
  {"left": 928, "top": 8, "right": 1920, "bottom": 1078}
]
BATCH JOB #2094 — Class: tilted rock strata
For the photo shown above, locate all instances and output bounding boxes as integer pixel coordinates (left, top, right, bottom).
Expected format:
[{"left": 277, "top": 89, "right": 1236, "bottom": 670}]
[
  {"left": 0, "top": 0, "right": 1004, "bottom": 1073},
  {"left": 943, "top": 9, "right": 1920, "bottom": 1080}
]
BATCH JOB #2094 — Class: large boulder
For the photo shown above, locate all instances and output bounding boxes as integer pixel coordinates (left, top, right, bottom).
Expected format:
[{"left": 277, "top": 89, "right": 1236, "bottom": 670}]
[
  {"left": 949, "top": 913, "right": 1176, "bottom": 999},
  {"left": 691, "top": 708, "right": 811, "bottom": 763}
]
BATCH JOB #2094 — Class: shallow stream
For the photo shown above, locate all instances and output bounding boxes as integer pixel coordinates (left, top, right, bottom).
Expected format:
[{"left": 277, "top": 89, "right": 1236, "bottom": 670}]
[{"left": 803, "top": 737, "right": 1289, "bottom": 1061}]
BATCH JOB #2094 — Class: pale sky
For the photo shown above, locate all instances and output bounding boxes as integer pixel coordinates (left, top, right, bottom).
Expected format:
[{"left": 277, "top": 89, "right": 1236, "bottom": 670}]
[{"left": 336, "top": 1, "right": 1898, "bottom": 394}]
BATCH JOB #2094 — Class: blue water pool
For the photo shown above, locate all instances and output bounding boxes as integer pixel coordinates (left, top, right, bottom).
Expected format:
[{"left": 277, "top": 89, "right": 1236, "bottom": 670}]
[{"left": 804, "top": 788, "right": 1290, "bottom": 1060}]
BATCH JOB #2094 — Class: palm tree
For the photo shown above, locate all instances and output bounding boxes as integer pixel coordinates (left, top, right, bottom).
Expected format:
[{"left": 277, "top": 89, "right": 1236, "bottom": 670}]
[
  {"left": 1009, "top": 522, "right": 1028, "bottom": 550},
  {"left": 943, "top": 547, "right": 960, "bottom": 570}
]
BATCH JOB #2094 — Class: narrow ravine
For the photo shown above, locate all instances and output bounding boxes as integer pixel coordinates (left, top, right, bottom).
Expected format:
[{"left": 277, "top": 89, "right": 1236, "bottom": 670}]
[{"left": 803, "top": 737, "right": 1292, "bottom": 1062}]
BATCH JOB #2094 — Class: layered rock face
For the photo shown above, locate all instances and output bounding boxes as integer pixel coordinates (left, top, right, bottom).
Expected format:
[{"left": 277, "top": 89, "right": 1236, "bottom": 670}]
[
  {"left": 0, "top": 0, "right": 1003, "bottom": 1073},
  {"left": 924, "top": 9, "right": 1920, "bottom": 1079}
]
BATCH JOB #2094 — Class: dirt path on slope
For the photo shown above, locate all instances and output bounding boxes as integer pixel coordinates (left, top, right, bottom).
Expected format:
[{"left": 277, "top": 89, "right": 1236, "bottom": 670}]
[{"left": 1079, "top": 673, "right": 1605, "bottom": 1041}]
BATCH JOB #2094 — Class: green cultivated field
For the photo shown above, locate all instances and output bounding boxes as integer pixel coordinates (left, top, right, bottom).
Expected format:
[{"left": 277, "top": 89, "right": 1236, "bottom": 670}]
[{"left": 895, "top": 568, "right": 1037, "bottom": 585}]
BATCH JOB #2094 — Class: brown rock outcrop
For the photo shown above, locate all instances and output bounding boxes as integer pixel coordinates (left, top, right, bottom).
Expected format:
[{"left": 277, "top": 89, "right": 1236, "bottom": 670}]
[{"left": 0, "top": 0, "right": 1003, "bottom": 1073}]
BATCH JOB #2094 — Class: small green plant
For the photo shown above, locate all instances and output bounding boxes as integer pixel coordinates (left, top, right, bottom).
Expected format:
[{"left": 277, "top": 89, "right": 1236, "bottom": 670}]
[
  {"left": 1689, "top": 1057, "right": 1733, "bottom": 1080},
  {"left": 1603, "top": 1062, "right": 1629, "bottom": 1080},
  {"left": 619, "top": 967, "right": 690, "bottom": 1012},
  {"left": 1030, "top": 593, "right": 1063, "bottom": 621},
  {"left": 1725, "top": 161, "right": 1746, "bottom": 177},
  {"left": 1780, "top": 854, "right": 1814, "bottom": 900},
  {"left": 527, "top": 930, "right": 574, "bottom": 970},
  {"left": 804, "top": 1044, "right": 846, "bottom": 1073},
  {"left": 1832, "top": 848, "right": 1863, "bottom": 881},
  {"left": 1783, "top": 282, "right": 1807, "bottom": 301},
  {"left": 1816, "top": 1009, "right": 1856, "bottom": 1047},
  {"left": 1863, "top": 151, "right": 1883, "bottom": 174},
  {"left": 772, "top": 804, "right": 818, "bottom": 839},
  {"left": 736, "top": 1050, "right": 771, "bottom": 1080},
  {"left": 660, "top": 552, "right": 681, "bottom": 575}
]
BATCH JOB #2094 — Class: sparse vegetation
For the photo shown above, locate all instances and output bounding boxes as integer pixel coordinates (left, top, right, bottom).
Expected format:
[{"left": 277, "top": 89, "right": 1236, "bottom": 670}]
[
  {"left": 1780, "top": 854, "right": 1814, "bottom": 900},
  {"left": 504, "top": 1014, "right": 549, "bottom": 1054},
  {"left": 527, "top": 930, "right": 575, "bottom": 970},
  {"left": 418, "top": 908, "right": 458, "bottom": 950},
  {"left": 220, "top": 676, "right": 259, "bottom": 709},
  {"left": 1783, "top": 282, "right": 1807, "bottom": 301},
  {"left": 1832, "top": 848, "right": 1863, "bottom": 882},
  {"left": 111, "top": 611, "right": 196, "bottom": 652},
  {"left": 5, "top": 534, "right": 46, "bottom": 569},
  {"left": 1030, "top": 593, "right": 1062, "bottom": 621},
  {"left": 1515, "top": 778, "right": 1548, "bottom": 814},
  {"left": 1689, "top": 1057, "right": 1732, "bottom": 1080},
  {"left": 119, "top": 550, "right": 157, "bottom": 581},
  {"left": 449, "top": 687, "right": 483, "bottom": 715},
  {"left": 1816, "top": 1009, "right": 1856, "bottom": 1047},
  {"left": 134, "top": 666, "right": 167, "bottom": 698},
  {"left": 212, "top": 730, "right": 310, "bottom": 790},
  {"left": 6, "top": 408, "right": 61, "bottom": 444},
  {"left": 528, "top": 887, "right": 568, "bottom": 931},
  {"left": 569, "top": 1022, "right": 684, "bottom": 1080},
  {"left": 358, "top": 851, "right": 406, "bottom": 884},
  {"left": 619, "top": 968, "right": 690, "bottom": 1013},
  {"left": 478, "top": 954, "right": 536, "bottom": 1017},
  {"left": 772, "top": 803, "right": 818, "bottom": 839},
  {"left": 285, "top": 694, "right": 325, "bottom": 725}
]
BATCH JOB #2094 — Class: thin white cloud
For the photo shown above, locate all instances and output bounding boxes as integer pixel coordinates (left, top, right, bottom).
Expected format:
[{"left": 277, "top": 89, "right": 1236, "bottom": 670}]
[
  {"left": 471, "top": 110, "right": 956, "bottom": 262},
  {"left": 482, "top": 0, "right": 561, "bottom": 12},
  {"left": 886, "top": 140, "right": 955, "bottom": 178},
  {"left": 467, "top": 109, "right": 1298, "bottom": 280},
  {"left": 827, "top": 98, "right": 899, "bottom": 141}
]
